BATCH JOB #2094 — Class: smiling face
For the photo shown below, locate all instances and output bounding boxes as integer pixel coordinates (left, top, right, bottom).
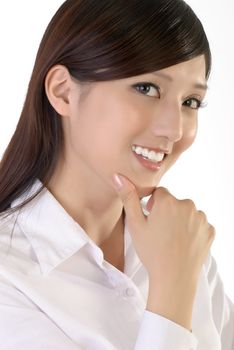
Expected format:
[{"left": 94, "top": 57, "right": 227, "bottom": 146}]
[{"left": 63, "top": 55, "right": 207, "bottom": 198}]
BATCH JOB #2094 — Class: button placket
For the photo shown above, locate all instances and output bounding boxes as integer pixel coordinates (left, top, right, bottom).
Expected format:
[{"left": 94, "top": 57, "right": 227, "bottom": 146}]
[
  {"left": 104, "top": 263, "right": 140, "bottom": 301},
  {"left": 124, "top": 287, "right": 135, "bottom": 297}
]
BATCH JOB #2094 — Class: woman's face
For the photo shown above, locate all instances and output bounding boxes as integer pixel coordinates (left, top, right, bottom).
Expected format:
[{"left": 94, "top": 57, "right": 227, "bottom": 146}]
[{"left": 66, "top": 55, "right": 207, "bottom": 197}]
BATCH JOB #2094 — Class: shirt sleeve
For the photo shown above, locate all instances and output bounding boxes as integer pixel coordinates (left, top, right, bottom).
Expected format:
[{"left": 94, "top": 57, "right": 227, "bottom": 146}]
[
  {"left": 134, "top": 310, "right": 198, "bottom": 350},
  {"left": 134, "top": 253, "right": 234, "bottom": 350},
  {"left": 206, "top": 255, "right": 234, "bottom": 350},
  {"left": 0, "top": 306, "right": 83, "bottom": 350},
  {"left": 0, "top": 280, "right": 81, "bottom": 350}
]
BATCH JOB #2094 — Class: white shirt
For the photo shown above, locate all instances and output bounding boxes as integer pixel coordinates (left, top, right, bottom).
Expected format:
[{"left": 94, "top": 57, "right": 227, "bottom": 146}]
[{"left": 0, "top": 179, "right": 233, "bottom": 350}]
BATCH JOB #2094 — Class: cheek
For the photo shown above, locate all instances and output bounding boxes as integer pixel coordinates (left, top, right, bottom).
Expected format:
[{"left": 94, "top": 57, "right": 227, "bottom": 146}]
[
  {"left": 67, "top": 97, "right": 139, "bottom": 170},
  {"left": 163, "top": 118, "right": 197, "bottom": 174},
  {"left": 174, "top": 117, "right": 198, "bottom": 155}
]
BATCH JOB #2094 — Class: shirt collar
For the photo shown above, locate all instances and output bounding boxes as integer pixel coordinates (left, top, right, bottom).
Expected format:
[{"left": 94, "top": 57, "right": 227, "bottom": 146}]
[
  {"left": 11, "top": 179, "right": 91, "bottom": 274},
  {"left": 11, "top": 179, "right": 141, "bottom": 276}
]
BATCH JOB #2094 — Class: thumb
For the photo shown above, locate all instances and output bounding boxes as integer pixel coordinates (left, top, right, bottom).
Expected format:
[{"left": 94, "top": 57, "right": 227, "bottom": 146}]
[{"left": 112, "top": 173, "right": 146, "bottom": 230}]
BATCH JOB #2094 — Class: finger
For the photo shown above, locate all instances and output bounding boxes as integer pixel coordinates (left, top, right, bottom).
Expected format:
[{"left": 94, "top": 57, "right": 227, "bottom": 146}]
[
  {"left": 112, "top": 173, "right": 146, "bottom": 231},
  {"left": 197, "top": 210, "right": 207, "bottom": 223},
  {"left": 208, "top": 224, "right": 216, "bottom": 243},
  {"left": 146, "top": 186, "right": 171, "bottom": 214}
]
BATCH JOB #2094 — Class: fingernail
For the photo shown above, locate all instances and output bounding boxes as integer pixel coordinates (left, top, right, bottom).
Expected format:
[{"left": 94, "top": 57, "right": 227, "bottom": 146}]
[{"left": 112, "top": 174, "right": 124, "bottom": 190}]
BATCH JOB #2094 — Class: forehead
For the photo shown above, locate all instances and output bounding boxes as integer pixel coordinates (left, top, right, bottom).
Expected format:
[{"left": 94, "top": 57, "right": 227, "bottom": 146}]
[
  {"left": 156, "top": 56, "right": 207, "bottom": 82},
  {"left": 123, "top": 55, "right": 207, "bottom": 89}
]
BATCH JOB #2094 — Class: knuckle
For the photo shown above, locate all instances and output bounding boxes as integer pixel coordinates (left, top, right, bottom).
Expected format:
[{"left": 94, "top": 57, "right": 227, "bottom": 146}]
[
  {"left": 198, "top": 210, "right": 207, "bottom": 222},
  {"left": 155, "top": 188, "right": 175, "bottom": 208},
  {"left": 156, "top": 186, "right": 170, "bottom": 195},
  {"left": 156, "top": 187, "right": 175, "bottom": 202},
  {"left": 209, "top": 225, "right": 216, "bottom": 240},
  {"left": 181, "top": 198, "right": 196, "bottom": 209}
]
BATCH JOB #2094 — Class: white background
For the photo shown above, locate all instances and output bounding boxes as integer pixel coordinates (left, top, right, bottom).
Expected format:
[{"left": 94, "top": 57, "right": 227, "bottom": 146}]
[{"left": 0, "top": 1, "right": 233, "bottom": 300}]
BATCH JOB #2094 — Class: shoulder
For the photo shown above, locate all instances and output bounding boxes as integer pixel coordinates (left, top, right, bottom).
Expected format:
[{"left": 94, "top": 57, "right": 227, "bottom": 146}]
[
  {"left": 0, "top": 209, "right": 38, "bottom": 279},
  {"left": 0, "top": 211, "right": 19, "bottom": 253}
]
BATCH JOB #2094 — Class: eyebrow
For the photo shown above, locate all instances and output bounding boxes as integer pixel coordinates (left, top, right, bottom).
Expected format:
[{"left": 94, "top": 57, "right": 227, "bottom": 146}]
[{"left": 152, "top": 72, "right": 208, "bottom": 91}]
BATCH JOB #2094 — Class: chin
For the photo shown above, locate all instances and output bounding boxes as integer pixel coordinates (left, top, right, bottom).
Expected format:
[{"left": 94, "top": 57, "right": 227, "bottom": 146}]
[
  {"left": 135, "top": 184, "right": 157, "bottom": 199},
  {"left": 134, "top": 168, "right": 167, "bottom": 199}
]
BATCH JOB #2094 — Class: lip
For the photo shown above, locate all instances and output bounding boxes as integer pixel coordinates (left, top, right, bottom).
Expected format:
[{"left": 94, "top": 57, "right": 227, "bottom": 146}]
[
  {"left": 133, "top": 144, "right": 170, "bottom": 154},
  {"left": 132, "top": 151, "right": 166, "bottom": 172}
]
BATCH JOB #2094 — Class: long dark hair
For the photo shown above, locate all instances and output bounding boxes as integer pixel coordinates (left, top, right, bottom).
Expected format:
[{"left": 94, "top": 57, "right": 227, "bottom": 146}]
[{"left": 0, "top": 0, "right": 211, "bottom": 216}]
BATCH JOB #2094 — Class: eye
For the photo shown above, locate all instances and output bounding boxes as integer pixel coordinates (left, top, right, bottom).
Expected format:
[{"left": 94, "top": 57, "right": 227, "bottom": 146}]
[
  {"left": 133, "top": 82, "right": 160, "bottom": 98},
  {"left": 183, "top": 97, "right": 205, "bottom": 110}
]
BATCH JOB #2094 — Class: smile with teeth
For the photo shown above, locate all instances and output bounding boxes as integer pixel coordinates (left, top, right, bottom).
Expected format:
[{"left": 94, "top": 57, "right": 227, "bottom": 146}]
[{"left": 131, "top": 145, "right": 165, "bottom": 163}]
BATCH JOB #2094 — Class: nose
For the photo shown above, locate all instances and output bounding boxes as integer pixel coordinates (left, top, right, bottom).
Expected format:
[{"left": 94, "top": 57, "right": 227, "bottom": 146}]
[{"left": 151, "top": 100, "right": 183, "bottom": 143}]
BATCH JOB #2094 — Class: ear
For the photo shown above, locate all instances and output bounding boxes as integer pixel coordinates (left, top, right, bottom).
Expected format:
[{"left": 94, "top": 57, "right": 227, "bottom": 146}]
[{"left": 45, "top": 65, "right": 73, "bottom": 117}]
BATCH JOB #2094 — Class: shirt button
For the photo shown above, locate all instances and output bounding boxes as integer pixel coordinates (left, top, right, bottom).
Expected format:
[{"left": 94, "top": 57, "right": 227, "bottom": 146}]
[{"left": 125, "top": 288, "right": 135, "bottom": 297}]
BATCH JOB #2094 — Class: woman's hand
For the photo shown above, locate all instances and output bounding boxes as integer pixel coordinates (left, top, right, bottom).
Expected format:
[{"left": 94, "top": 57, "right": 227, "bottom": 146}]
[{"left": 112, "top": 173, "right": 215, "bottom": 330}]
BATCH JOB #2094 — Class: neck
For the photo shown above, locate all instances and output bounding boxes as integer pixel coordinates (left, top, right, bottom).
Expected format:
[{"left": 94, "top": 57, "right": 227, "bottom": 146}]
[{"left": 46, "top": 157, "right": 125, "bottom": 247}]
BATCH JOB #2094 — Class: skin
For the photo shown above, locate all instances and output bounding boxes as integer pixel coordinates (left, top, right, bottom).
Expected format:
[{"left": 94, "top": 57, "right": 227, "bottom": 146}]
[
  {"left": 45, "top": 56, "right": 215, "bottom": 330},
  {"left": 45, "top": 55, "right": 206, "bottom": 244}
]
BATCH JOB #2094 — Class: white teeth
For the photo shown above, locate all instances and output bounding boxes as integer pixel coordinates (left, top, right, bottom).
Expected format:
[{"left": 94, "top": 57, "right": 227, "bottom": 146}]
[
  {"left": 142, "top": 148, "right": 149, "bottom": 157},
  {"left": 131, "top": 145, "right": 165, "bottom": 162},
  {"left": 134, "top": 146, "right": 142, "bottom": 155},
  {"left": 148, "top": 150, "right": 164, "bottom": 162}
]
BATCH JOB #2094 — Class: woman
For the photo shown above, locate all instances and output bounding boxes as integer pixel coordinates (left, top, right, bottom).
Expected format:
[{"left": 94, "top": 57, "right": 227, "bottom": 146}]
[{"left": 0, "top": 0, "right": 233, "bottom": 349}]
